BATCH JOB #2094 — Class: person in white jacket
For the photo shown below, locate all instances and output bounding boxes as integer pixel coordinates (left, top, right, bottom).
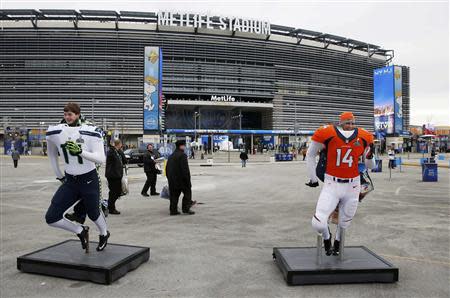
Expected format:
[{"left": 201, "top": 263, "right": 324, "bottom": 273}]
[{"left": 45, "top": 102, "right": 109, "bottom": 252}]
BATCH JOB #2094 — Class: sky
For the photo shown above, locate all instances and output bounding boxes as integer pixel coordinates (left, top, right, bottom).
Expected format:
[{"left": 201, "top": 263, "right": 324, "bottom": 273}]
[{"left": 2, "top": 0, "right": 449, "bottom": 126}]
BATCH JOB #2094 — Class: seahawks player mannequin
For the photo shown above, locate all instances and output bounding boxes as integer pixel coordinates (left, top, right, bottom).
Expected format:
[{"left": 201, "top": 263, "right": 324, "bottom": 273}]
[
  {"left": 45, "top": 102, "right": 110, "bottom": 252},
  {"left": 306, "top": 112, "right": 375, "bottom": 256}
]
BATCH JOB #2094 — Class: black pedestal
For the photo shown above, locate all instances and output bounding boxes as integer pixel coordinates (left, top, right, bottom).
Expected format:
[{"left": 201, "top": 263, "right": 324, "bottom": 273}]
[
  {"left": 17, "top": 240, "right": 150, "bottom": 284},
  {"left": 273, "top": 246, "right": 398, "bottom": 285}
]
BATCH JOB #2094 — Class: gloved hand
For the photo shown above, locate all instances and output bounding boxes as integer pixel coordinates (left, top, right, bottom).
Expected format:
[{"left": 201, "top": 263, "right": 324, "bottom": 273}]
[
  {"left": 305, "top": 180, "right": 319, "bottom": 187},
  {"left": 366, "top": 143, "right": 374, "bottom": 159},
  {"left": 65, "top": 141, "right": 82, "bottom": 156},
  {"left": 56, "top": 176, "right": 65, "bottom": 184}
]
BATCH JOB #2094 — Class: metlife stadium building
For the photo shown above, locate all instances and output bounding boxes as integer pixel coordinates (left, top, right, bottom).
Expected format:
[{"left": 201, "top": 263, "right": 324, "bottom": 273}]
[{"left": 0, "top": 9, "right": 410, "bottom": 148}]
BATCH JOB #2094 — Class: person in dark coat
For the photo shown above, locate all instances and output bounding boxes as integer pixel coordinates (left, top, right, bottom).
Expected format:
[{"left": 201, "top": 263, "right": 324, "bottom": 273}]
[
  {"left": 11, "top": 150, "right": 20, "bottom": 168},
  {"left": 105, "top": 139, "right": 127, "bottom": 214},
  {"left": 166, "top": 140, "right": 195, "bottom": 215},
  {"left": 141, "top": 143, "right": 160, "bottom": 197},
  {"left": 239, "top": 150, "right": 248, "bottom": 167}
]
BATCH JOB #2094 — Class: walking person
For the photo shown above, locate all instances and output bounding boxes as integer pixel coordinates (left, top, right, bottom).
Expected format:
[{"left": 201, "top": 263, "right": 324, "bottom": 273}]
[
  {"left": 105, "top": 139, "right": 126, "bottom": 215},
  {"left": 141, "top": 143, "right": 160, "bottom": 197},
  {"left": 11, "top": 149, "right": 20, "bottom": 168},
  {"left": 240, "top": 150, "right": 248, "bottom": 167},
  {"left": 388, "top": 145, "right": 396, "bottom": 169},
  {"left": 166, "top": 140, "right": 195, "bottom": 215},
  {"left": 301, "top": 146, "right": 307, "bottom": 161}
]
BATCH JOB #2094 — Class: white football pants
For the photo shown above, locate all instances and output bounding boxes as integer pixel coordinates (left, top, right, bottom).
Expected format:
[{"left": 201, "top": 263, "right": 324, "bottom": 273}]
[{"left": 311, "top": 174, "right": 361, "bottom": 241}]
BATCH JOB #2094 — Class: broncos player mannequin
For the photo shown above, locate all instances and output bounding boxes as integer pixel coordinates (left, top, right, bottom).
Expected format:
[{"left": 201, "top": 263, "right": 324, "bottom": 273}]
[
  {"left": 45, "top": 102, "right": 110, "bottom": 252},
  {"left": 305, "top": 112, "right": 375, "bottom": 256}
]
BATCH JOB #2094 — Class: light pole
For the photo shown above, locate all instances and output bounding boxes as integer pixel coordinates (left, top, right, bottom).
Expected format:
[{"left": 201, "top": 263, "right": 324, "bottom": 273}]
[
  {"left": 193, "top": 111, "right": 200, "bottom": 152},
  {"left": 294, "top": 102, "right": 298, "bottom": 147},
  {"left": 91, "top": 99, "right": 100, "bottom": 123},
  {"left": 39, "top": 121, "right": 45, "bottom": 150},
  {"left": 14, "top": 108, "right": 25, "bottom": 129},
  {"left": 232, "top": 110, "right": 243, "bottom": 150},
  {"left": 285, "top": 102, "right": 298, "bottom": 147}
]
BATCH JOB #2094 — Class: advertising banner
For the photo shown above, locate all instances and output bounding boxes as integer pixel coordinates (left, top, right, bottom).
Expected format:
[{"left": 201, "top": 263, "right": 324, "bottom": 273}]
[
  {"left": 374, "top": 66, "right": 395, "bottom": 136},
  {"left": 394, "top": 66, "right": 403, "bottom": 134},
  {"left": 143, "top": 47, "right": 162, "bottom": 132},
  {"left": 213, "top": 135, "right": 234, "bottom": 150}
]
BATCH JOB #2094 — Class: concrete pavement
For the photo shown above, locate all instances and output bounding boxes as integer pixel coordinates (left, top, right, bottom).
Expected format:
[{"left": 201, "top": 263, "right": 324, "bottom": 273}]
[{"left": 0, "top": 156, "right": 449, "bottom": 298}]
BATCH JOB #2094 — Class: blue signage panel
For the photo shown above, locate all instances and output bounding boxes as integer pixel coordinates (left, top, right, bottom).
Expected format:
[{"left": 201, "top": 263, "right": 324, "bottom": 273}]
[
  {"left": 166, "top": 129, "right": 315, "bottom": 135},
  {"left": 143, "top": 47, "right": 162, "bottom": 132},
  {"left": 374, "top": 66, "right": 395, "bottom": 136},
  {"left": 393, "top": 66, "right": 403, "bottom": 134}
]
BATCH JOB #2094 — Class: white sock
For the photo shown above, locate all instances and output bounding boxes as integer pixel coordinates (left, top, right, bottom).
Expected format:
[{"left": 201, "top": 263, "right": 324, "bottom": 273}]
[
  {"left": 49, "top": 219, "right": 83, "bottom": 234},
  {"left": 94, "top": 213, "right": 108, "bottom": 236}
]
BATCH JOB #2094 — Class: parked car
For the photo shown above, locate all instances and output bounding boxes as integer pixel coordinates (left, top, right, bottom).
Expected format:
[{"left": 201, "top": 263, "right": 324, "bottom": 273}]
[{"left": 123, "top": 149, "right": 145, "bottom": 167}]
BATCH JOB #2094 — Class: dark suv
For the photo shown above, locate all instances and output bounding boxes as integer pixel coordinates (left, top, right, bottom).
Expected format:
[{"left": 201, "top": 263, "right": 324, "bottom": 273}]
[{"left": 124, "top": 149, "right": 145, "bottom": 167}]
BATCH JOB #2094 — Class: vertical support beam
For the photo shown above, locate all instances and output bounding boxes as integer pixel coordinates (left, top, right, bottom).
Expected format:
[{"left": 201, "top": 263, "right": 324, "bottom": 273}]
[
  {"left": 211, "top": 134, "right": 214, "bottom": 156},
  {"left": 316, "top": 234, "right": 322, "bottom": 265},
  {"left": 339, "top": 227, "right": 345, "bottom": 261}
]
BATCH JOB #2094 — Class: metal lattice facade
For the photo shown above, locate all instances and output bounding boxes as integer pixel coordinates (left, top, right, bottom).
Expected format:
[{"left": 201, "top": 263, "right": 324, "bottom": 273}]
[{"left": 0, "top": 10, "right": 403, "bottom": 135}]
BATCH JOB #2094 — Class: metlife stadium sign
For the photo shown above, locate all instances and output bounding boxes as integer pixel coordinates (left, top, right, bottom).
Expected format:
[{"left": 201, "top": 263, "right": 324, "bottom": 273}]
[{"left": 157, "top": 12, "right": 271, "bottom": 35}]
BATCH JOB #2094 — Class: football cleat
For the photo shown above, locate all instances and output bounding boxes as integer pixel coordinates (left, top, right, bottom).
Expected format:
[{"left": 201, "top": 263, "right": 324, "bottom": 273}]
[
  {"left": 96, "top": 231, "right": 110, "bottom": 251},
  {"left": 324, "top": 233, "right": 333, "bottom": 256},
  {"left": 332, "top": 239, "right": 340, "bottom": 256},
  {"left": 77, "top": 226, "right": 89, "bottom": 253}
]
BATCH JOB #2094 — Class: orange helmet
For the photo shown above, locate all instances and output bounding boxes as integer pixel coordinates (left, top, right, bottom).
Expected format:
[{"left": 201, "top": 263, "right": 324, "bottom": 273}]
[{"left": 339, "top": 112, "right": 355, "bottom": 123}]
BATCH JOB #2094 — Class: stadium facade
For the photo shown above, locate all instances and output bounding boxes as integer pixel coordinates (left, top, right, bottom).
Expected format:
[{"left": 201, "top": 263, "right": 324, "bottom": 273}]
[{"left": 0, "top": 9, "right": 410, "bottom": 149}]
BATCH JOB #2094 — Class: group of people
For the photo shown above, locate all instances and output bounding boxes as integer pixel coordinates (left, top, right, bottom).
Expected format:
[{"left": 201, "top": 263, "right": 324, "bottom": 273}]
[
  {"left": 140, "top": 141, "right": 196, "bottom": 215},
  {"left": 42, "top": 102, "right": 375, "bottom": 258}
]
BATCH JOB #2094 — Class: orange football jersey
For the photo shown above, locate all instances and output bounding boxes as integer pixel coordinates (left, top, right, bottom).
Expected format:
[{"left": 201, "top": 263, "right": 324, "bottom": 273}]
[{"left": 312, "top": 125, "right": 374, "bottom": 178}]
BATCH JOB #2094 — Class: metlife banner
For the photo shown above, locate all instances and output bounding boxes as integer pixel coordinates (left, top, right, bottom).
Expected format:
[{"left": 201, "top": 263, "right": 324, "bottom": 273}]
[
  {"left": 374, "top": 66, "right": 395, "bottom": 136},
  {"left": 143, "top": 47, "right": 162, "bottom": 132}
]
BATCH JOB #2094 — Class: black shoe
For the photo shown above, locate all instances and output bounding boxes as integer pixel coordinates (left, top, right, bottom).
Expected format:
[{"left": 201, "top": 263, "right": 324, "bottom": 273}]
[
  {"left": 109, "top": 209, "right": 121, "bottom": 215},
  {"left": 141, "top": 192, "right": 150, "bottom": 197},
  {"left": 77, "top": 226, "right": 89, "bottom": 253},
  {"left": 97, "top": 231, "right": 110, "bottom": 251},
  {"left": 324, "top": 233, "right": 332, "bottom": 256},
  {"left": 332, "top": 239, "right": 340, "bottom": 256},
  {"left": 150, "top": 192, "right": 160, "bottom": 196},
  {"left": 182, "top": 210, "right": 195, "bottom": 215},
  {"left": 170, "top": 211, "right": 181, "bottom": 216},
  {"left": 65, "top": 212, "right": 86, "bottom": 224}
]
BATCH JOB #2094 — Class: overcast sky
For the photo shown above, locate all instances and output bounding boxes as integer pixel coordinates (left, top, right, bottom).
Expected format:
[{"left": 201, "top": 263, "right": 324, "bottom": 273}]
[{"left": 2, "top": 0, "right": 449, "bottom": 126}]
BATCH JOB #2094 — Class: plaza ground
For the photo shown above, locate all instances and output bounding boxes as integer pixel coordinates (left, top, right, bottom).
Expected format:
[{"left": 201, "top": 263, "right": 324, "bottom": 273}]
[{"left": 1, "top": 155, "right": 449, "bottom": 298}]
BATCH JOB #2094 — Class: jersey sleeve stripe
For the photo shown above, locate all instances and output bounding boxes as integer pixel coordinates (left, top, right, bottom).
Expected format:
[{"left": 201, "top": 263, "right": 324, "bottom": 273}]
[
  {"left": 46, "top": 130, "right": 62, "bottom": 136},
  {"left": 79, "top": 130, "right": 102, "bottom": 138}
]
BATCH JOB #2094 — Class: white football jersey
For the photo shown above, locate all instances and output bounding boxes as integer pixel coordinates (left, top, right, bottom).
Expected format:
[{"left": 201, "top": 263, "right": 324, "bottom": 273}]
[{"left": 46, "top": 123, "right": 105, "bottom": 176}]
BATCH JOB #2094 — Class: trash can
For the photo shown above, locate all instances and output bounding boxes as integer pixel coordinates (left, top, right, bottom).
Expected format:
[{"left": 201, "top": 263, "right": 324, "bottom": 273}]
[
  {"left": 422, "top": 163, "right": 438, "bottom": 182},
  {"left": 371, "top": 159, "right": 382, "bottom": 172}
]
